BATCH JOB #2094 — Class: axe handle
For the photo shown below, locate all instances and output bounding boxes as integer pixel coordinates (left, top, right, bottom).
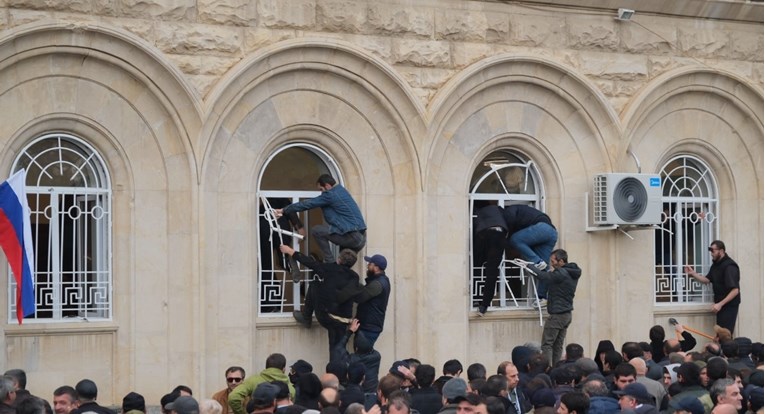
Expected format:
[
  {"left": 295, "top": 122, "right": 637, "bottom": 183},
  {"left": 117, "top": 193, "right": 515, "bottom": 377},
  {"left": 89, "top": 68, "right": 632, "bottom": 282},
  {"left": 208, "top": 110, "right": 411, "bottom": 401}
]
[{"left": 683, "top": 325, "right": 715, "bottom": 340}]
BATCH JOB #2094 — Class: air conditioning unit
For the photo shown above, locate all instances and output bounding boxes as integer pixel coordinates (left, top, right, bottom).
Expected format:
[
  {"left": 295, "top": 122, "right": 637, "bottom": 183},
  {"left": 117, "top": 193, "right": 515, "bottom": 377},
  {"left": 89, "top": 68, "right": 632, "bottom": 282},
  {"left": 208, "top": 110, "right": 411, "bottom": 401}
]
[{"left": 593, "top": 173, "right": 662, "bottom": 225}]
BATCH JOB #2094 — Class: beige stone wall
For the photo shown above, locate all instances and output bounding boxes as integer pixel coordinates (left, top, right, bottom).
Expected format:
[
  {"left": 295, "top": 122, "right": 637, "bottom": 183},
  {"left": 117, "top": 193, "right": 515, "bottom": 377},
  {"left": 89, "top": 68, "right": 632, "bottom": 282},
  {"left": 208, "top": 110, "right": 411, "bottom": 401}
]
[{"left": 0, "top": 0, "right": 760, "bottom": 407}]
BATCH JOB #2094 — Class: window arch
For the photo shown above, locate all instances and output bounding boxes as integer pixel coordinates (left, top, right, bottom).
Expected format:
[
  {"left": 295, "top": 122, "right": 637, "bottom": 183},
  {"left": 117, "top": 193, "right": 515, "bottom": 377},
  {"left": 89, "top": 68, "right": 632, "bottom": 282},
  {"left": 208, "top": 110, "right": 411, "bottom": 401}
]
[
  {"left": 469, "top": 150, "right": 545, "bottom": 311},
  {"left": 256, "top": 143, "right": 342, "bottom": 316},
  {"left": 654, "top": 155, "right": 717, "bottom": 304},
  {"left": 9, "top": 133, "right": 112, "bottom": 322}
]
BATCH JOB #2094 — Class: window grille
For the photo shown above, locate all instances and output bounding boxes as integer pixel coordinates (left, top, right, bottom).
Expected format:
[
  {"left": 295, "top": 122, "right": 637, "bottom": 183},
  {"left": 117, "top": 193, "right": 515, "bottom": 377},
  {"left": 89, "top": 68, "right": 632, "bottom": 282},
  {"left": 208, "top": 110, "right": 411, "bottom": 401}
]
[
  {"left": 257, "top": 144, "right": 341, "bottom": 316},
  {"left": 654, "top": 155, "right": 717, "bottom": 304},
  {"left": 469, "top": 150, "right": 545, "bottom": 311},
  {"left": 9, "top": 133, "right": 112, "bottom": 322}
]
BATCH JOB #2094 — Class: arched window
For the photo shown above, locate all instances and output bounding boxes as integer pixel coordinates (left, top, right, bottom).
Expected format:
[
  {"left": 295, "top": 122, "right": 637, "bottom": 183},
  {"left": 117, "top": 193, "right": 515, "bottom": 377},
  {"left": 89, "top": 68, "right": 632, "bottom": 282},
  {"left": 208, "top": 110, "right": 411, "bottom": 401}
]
[
  {"left": 9, "top": 133, "right": 112, "bottom": 321},
  {"left": 654, "top": 155, "right": 717, "bottom": 304},
  {"left": 257, "top": 144, "right": 342, "bottom": 316},
  {"left": 469, "top": 150, "right": 545, "bottom": 311}
]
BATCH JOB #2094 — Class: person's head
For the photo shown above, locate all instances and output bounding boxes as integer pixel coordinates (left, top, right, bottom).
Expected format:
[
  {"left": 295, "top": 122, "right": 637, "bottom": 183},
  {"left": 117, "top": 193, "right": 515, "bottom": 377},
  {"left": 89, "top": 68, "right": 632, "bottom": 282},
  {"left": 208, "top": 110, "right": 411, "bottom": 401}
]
[
  {"left": 266, "top": 353, "right": 287, "bottom": 371},
  {"left": 670, "top": 396, "right": 705, "bottom": 414},
  {"left": 318, "top": 388, "right": 339, "bottom": 408},
  {"left": 0, "top": 376, "right": 16, "bottom": 404},
  {"left": 377, "top": 374, "right": 403, "bottom": 405},
  {"left": 160, "top": 392, "right": 179, "bottom": 414},
  {"left": 628, "top": 358, "right": 647, "bottom": 376},
  {"left": 550, "top": 249, "right": 568, "bottom": 268},
  {"left": 603, "top": 350, "right": 623, "bottom": 372},
  {"left": 613, "top": 363, "right": 636, "bottom": 390},
  {"left": 663, "top": 364, "right": 680, "bottom": 388},
  {"left": 615, "top": 383, "right": 651, "bottom": 411},
  {"left": 53, "top": 386, "right": 78, "bottom": 414},
  {"left": 415, "top": 364, "right": 436, "bottom": 388},
  {"left": 528, "top": 354, "right": 550, "bottom": 375},
  {"left": 455, "top": 393, "right": 484, "bottom": 414},
  {"left": 709, "top": 240, "right": 726, "bottom": 261},
  {"left": 650, "top": 325, "right": 666, "bottom": 343},
  {"left": 166, "top": 396, "right": 200, "bottom": 414},
  {"left": 122, "top": 392, "right": 146, "bottom": 413},
  {"left": 621, "top": 342, "right": 643, "bottom": 361},
  {"left": 444, "top": 360, "right": 464, "bottom": 377},
  {"left": 720, "top": 340, "right": 738, "bottom": 359},
  {"left": 337, "top": 249, "right": 358, "bottom": 267},
  {"left": 468, "top": 378, "right": 486, "bottom": 395},
  {"left": 387, "top": 390, "right": 411, "bottom": 414},
  {"left": 347, "top": 362, "right": 365, "bottom": 386},
  {"left": 4, "top": 369, "right": 26, "bottom": 391},
  {"left": 467, "top": 363, "right": 487, "bottom": 381},
  {"left": 173, "top": 386, "right": 192, "bottom": 397},
  {"left": 676, "top": 362, "right": 702, "bottom": 387},
  {"left": 665, "top": 339, "right": 682, "bottom": 355},
  {"left": 320, "top": 373, "right": 340, "bottom": 390},
  {"left": 442, "top": 378, "right": 468, "bottom": 405},
  {"left": 565, "top": 344, "right": 584, "bottom": 361},
  {"left": 557, "top": 392, "right": 589, "bottom": 414},
  {"left": 289, "top": 360, "right": 313, "bottom": 384},
  {"left": 485, "top": 397, "right": 506, "bottom": 414},
  {"left": 715, "top": 326, "right": 733, "bottom": 343},
  {"left": 497, "top": 362, "right": 519, "bottom": 390},
  {"left": 16, "top": 396, "right": 46, "bottom": 414},
  {"left": 297, "top": 373, "right": 322, "bottom": 399},
  {"left": 316, "top": 174, "right": 337, "bottom": 191},
  {"left": 551, "top": 365, "right": 579, "bottom": 387},
  {"left": 345, "top": 403, "right": 364, "bottom": 414},
  {"left": 711, "top": 379, "right": 742, "bottom": 410},
  {"left": 75, "top": 379, "right": 98, "bottom": 402},
  {"left": 481, "top": 375, "right": 508, "bottom": 398},
  {"left": 581, "top": 379, "right": 609, "bottom": 398},
  {"left": 225, "top": 367, "right": 245, "bottom": 391},
  {"left": 700, "top": 366, "right": 710, "bottom": 387},
  {"left": 198, "top": 400, "right": 222, "bottom": 414},
  {"left": 364, "top": 254, "right": 387, "bottom": 276},
  {"left": 249, "top": 383, "right": 279, "bottom": 412},
  {"left": 707, "top": 358, "right": 729, "bottom": 383},
  {"left": 270, "top": 381, "right": 291, "bottom": 403}
]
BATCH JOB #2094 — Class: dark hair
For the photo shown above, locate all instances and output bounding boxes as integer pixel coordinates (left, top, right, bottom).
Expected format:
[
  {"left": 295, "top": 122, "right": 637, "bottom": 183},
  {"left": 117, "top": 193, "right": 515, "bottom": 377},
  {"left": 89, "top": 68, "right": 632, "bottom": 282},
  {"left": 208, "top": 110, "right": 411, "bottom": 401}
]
[
  {"left": 613, "top": 363, "right": 636, "bottom": 380},
  {"left": 603, "top": 350, "right": 623, "bottom": 371},
  {"left": 710, "top": 240, "right": 726, "bottom": 251},
  {"left": 528, "top": 354, "right": 550, "bottom": 375},
  {"left": 4, "top": 369, "right": 26, "bottom": 390},
  {"left": 326, "top": 361, "right": 348, "bottom": 385},
  {"left": 266, "top": 353, "right": 287, "bottom": 370},
  {"left": 594, "top": 340, "right": 615, "bottom": 373},
  {"left": 468, "top": 363, "right": 487, "bottom": 381},
  {"left": 75, "top": 379, "right": 98, "bottom": 400},
  {"left": 551, "top": 249, "right": 568, "bottom": 263},
  {"left": 270, "top": 381, "right": 290, "bottom": 400},
  {"left": 443, "top": 359, "right": 463, "bottom": 376},
  {"left": 560, "top": 392, "right": 589, "bottom": 414},
  {"left": 469, "top": 378, "right": 486, "bottom": 394},
  {"left": 551, "top": 366, "right": 580, "bottom": 386},
  {"left": 721, "top": 340, "right": 739, "bottom": 359},
  {"left": 16, "top": 396, "right": 45, "bottom": 414},
  {"left": 649, "top": 326, "right": 665, "bottom": 343},
  {"left": 338, "top": 249, "right": 358, "bottom": 267},
  {"left": 317, "top": 174, "right": 337, "bottom": 187},
  {"left": 53, "top": 386, "right": 78, "bottom": 400},
  {"left": 676, "top": 363, "right": 701, "bottom": 387},
  {"left": 348, "top": 362, "right": 366, "bottom": 385},
  {"left": 707, "top": 357, "right": 729, "bottom": 382},
  {"left": 566, "top": 344, "right": 584, "bottom": 360},
  {"left": 752, "top": 342, "right": 764, "bottom": 364},
  {"left": 415, "top": 364, "right": 436, "bottom": 387},
  {"left": 481, "top": 375, "right": 507, "bottom": 397},
  {"left": 486, "top": 396, "right": 506, "bottom": 414},
  {"left": 172, "top": 385, "right": 192, "bottom": 396},
  {"left": 296, "top": 373, "right": 322, "bottom": 400},
  {"left": 226, "top": 366, "right": 246, "bottom": 377},
  {"left": 621, "top": 342, "right": 643, "bottom": 361}
]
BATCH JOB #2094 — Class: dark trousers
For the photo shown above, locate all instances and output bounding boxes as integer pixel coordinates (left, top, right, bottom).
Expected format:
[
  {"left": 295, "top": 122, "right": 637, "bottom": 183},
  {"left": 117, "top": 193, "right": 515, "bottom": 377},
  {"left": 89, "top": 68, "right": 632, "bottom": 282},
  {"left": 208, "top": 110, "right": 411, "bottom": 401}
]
[
  {"left": 476, "top": 228, "right": 508, "bottom": 309},
  {"left": 317, "top": 311, "right": 347, "bottom": 361},
  {"left": 716, "top": 303, "right": 738, "bottom": 334}
]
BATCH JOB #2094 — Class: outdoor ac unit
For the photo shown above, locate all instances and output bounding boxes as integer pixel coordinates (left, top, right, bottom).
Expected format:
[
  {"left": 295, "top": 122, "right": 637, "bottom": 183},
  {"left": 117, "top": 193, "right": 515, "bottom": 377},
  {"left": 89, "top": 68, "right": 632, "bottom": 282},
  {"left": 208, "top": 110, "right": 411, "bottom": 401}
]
[{"left": 593, "top": 173, "right": 662, "bottom": 225}]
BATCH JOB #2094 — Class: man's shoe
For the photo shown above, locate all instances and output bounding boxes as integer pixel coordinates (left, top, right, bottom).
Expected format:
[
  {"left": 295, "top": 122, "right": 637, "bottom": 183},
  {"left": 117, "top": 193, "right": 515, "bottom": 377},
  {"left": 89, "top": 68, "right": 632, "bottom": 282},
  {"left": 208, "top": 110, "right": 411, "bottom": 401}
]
[
  {"left": 531, "top": 298, "right": 547, "bottom": 308},
  {"left": 289, "top": 257, "right": 302, "bottom": 283},
  {"left": 293, "top": 311, "right": 311, "bottom": 328},
  {"left": 534, "top": 261, "right": 548, "bottom": 271},
  {"left": 476, "top": 305, "right": 487, "bottom": 317}
]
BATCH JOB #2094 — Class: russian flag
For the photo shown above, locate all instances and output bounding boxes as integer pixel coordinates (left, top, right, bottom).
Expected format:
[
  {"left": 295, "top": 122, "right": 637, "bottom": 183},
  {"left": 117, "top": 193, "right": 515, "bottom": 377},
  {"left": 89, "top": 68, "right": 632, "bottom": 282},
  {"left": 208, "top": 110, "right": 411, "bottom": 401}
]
[{"left": 0, "top": 169, "right": 36, "bottom": 324}]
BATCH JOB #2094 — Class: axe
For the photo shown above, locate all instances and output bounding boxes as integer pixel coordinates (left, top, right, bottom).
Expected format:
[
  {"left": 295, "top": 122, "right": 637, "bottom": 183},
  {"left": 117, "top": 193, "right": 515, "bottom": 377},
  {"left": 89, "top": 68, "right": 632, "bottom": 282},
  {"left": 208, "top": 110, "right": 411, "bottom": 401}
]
[{"left": 669, "top": 318, "right": 716, "bottom": 340}]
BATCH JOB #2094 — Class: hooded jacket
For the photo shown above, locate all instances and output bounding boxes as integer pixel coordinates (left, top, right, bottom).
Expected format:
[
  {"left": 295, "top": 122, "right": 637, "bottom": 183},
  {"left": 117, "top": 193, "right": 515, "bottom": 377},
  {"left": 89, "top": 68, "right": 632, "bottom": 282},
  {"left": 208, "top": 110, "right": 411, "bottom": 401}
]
[
  {"left": 228, "top": 368, "right": 296, "bottom": 414},
  {"left": 533, "top": 262, "right": 582, "bottom": 314}
]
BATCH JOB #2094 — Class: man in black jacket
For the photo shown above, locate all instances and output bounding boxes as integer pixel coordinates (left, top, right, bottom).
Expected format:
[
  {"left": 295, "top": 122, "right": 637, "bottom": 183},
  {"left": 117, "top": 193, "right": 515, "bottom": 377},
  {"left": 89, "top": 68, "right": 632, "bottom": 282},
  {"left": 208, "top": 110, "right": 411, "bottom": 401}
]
[
  {"left": 684, "top": 240, "right": 741, "bottom": 333},
  {"left": 352, "top": 254, "right": 391, "bottom": 347},
  {"left": 69, "top": 380, "right": 115, "bottom": 414},
  {"left": 280, "top": 245, "right": 359, "bottom": 359},
  {"left": 529, "top": 249, "right": 581, "bottom": 367},
  {"left": 503, "top": 205, "right": 558, "bottom": 303}
]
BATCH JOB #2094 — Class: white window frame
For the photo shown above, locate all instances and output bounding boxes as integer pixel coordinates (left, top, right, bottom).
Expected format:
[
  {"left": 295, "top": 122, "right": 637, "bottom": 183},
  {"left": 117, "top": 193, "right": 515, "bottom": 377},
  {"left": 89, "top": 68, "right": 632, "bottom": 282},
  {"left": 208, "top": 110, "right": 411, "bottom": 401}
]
[
  {"left": 8, "top": 133, "right": 112, "bottom": 322},
  {"left": 468, "top": 152, "right": 545, "bottom": 311},
  {"left": 654, "top": 155, "right": 717, "bottom": 305},
  {"left": 256, "top": 143, "right": 343, "bottom": 317}
]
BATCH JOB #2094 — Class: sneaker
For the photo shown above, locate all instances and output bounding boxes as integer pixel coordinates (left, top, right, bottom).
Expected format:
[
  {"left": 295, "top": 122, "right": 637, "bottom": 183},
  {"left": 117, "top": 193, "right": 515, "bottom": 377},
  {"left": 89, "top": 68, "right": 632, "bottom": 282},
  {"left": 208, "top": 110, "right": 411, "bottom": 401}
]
[
  {"left": 476, "top": 305, "right": 487, "bottom": 317},
  {"left": 531, "top": 298, "right": 547, "bottom": 308},
  {"left": 293, "top": 311, "right": 312, "bottom": 328},
  {"left": 534, "top": 261, "right": 548, "bottom": 271}
]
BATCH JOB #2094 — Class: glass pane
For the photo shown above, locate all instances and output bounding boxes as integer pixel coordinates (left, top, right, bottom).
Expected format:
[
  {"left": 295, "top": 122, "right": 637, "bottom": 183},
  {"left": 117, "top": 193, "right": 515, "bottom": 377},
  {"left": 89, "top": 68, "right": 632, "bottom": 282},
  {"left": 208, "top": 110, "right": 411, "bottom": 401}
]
[
  {"left": 261, "top": 147, "right": 332, "bottom": 191},
  {"left": 470, "top": 151, "right": 536, "bottom": 195}
]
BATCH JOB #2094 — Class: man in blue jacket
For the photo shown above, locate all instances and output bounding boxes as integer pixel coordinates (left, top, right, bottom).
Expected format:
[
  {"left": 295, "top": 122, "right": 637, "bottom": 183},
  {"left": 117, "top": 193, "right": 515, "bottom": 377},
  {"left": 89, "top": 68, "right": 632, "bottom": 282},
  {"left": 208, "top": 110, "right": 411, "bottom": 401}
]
[{"left": 277, "top": 174, "right": 366, "bottom": 263}]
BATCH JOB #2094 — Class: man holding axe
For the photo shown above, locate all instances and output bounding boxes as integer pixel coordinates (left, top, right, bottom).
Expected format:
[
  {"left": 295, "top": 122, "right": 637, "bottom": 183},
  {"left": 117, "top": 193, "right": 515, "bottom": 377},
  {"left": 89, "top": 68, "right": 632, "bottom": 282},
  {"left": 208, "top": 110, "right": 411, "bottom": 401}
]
[{"left": 684, "top": 240, "right": 741, "bottom": 334}]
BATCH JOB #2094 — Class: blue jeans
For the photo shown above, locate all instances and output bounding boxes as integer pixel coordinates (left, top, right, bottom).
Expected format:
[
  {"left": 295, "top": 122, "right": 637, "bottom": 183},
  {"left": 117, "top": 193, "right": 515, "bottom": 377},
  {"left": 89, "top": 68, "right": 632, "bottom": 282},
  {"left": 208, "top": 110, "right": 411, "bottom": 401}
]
[{"left": 509, "top": 222, "right": 557, "bottom": 297}]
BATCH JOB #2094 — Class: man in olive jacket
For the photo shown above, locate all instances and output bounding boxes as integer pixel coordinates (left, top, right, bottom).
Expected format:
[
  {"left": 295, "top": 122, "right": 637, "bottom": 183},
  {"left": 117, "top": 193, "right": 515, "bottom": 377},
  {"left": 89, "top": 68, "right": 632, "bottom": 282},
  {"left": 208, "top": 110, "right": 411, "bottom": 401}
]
[
  {"left": 530, "top": 249, "right": 582, "bottom": 367},
  {"left": 228, "top": 353, "right": 296, "bottom": 414}
]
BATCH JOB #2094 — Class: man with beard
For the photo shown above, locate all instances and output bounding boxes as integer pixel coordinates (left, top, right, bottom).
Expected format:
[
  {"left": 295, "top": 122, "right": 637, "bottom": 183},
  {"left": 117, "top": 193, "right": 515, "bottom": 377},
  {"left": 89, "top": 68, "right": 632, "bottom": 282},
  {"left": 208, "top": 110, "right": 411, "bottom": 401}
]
[
  {"left": 348, "top": 254, "right": 391, "bottom": 348},
  {"left": 685, "top": 240, "right": 740, "bottom": 333}
]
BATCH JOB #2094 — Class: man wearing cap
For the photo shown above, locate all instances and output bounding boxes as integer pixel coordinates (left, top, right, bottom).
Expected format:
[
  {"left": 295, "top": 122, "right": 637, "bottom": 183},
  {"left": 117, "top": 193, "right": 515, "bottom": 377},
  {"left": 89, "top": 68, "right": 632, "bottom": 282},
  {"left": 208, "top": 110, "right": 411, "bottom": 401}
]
[
  {"left": 346, "top": 253, "right": 391, "bottom": 348},
  {"left": 69, "top": 379, "right": 115, "bottom": 414},
  {"left": 229, "top": 354, "right": 296, "bottom": 414},
  {"left": 166, "top": 396, "right": 200, "bottom": 414},
  {"left": 614, "top": 383, "right": 658, "bottom": 414},
  {"left": 440, "top": 378, "right": 469, "bottom": 414},
  {"left": 684, "top": 240, "right": 740, "bottom": 334},
  {"left": 211, "top": 366, "right": 246, "bottom": 414},
  {"left": 276, "top": 174, "right": 366, "bottom": 264},
  {"left": 670, "top": 397, "right": 705, "bottom": 414},
  {"left": 247, "top": 383, "right": 279, "bottom": 414}
]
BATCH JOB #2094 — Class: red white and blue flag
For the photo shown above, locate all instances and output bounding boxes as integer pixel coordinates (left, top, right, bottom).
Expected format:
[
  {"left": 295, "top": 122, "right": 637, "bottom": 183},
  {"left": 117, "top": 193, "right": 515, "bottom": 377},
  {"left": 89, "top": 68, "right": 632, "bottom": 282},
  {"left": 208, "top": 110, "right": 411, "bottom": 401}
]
[{"left": 0, "top": 169, "right": 36, "bottom": 324}]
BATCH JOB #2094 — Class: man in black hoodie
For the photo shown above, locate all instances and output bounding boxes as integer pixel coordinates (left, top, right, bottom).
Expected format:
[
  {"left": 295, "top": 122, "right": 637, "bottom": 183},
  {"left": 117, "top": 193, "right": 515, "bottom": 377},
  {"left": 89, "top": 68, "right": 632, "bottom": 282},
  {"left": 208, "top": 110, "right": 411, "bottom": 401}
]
[
  {"left": 684, "top": 240, "right": 740, "bottom": 334},
  {"left": 529, "top": 249, "right": 581, "bottom": 367}
]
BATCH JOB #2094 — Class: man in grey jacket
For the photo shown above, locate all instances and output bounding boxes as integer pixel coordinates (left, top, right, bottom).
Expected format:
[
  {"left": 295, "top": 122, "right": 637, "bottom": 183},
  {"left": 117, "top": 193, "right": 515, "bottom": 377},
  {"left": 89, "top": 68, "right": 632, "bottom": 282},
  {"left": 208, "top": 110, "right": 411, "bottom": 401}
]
[{"left": 530, "top": 249, "right": 582, "bottom": 366}]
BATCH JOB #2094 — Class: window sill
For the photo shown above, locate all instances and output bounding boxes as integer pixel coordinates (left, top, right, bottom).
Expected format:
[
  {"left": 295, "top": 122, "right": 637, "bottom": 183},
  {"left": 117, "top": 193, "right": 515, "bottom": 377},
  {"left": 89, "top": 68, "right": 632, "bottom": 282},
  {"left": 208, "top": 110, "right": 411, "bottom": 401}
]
[
  {"left": 3, "top": 321, "right": 118, "bottom": 337},
  {"left": 470, "top": 308, "right": 543, "bottom": 320}
]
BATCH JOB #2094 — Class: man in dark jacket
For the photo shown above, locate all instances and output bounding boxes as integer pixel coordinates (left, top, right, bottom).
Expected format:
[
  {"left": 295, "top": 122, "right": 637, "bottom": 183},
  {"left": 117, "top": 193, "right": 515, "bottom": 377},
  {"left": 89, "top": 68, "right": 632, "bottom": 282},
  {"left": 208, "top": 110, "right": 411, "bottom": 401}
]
[
  {"left": 503, "top": 204, "right": 558, "bottom": 301},
  {"left": 530, "top": 249, "right": 581, "bottom": 366},
  {"left": 684, "top": 240, "right": 740, "bottom": 333},
  {"left": 351, "top": 254, "right": 391, "bottom": 347},
  {"left": 280, "top": 245, "right": 359, "bottom": 359},
  {"left": 69, "top": 380, "right": 115, "bottom": 414},
  {"left": 330, "top": 319, "right": 382, "bottom": 397},
  {"left": 473, "top": 203, "right": 508, "bottom": 316}
]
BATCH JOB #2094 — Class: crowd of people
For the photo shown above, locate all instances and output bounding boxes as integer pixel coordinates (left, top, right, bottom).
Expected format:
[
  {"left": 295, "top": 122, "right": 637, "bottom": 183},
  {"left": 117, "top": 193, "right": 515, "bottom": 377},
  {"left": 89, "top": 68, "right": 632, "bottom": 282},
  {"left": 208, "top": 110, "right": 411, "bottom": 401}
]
[{"left": 0, "top": 322, "right": 761, "bottom": 414}]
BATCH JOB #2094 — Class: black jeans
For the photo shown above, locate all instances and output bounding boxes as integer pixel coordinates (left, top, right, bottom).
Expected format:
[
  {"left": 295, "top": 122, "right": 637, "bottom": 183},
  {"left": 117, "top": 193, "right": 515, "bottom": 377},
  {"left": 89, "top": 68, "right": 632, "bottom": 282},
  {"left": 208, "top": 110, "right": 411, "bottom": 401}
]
[{"left": 476, "top": 227, "right": 508, "bottom": 309}]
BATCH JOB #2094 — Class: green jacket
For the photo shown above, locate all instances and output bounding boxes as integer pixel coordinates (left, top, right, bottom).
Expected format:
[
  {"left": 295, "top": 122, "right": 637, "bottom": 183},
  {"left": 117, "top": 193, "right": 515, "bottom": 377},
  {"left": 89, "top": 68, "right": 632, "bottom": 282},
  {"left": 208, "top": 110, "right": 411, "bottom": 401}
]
[{"left": 228, "top": 367, "right": 296, "bottom": 414}]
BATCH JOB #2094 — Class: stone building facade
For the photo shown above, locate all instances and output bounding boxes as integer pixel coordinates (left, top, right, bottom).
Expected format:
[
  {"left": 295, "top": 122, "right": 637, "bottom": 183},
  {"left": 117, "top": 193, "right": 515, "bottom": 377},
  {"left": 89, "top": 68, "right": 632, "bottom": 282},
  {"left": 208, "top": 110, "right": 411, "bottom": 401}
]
[{"left": 0, "top": 0, "right": 761, "bottom": 406}]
